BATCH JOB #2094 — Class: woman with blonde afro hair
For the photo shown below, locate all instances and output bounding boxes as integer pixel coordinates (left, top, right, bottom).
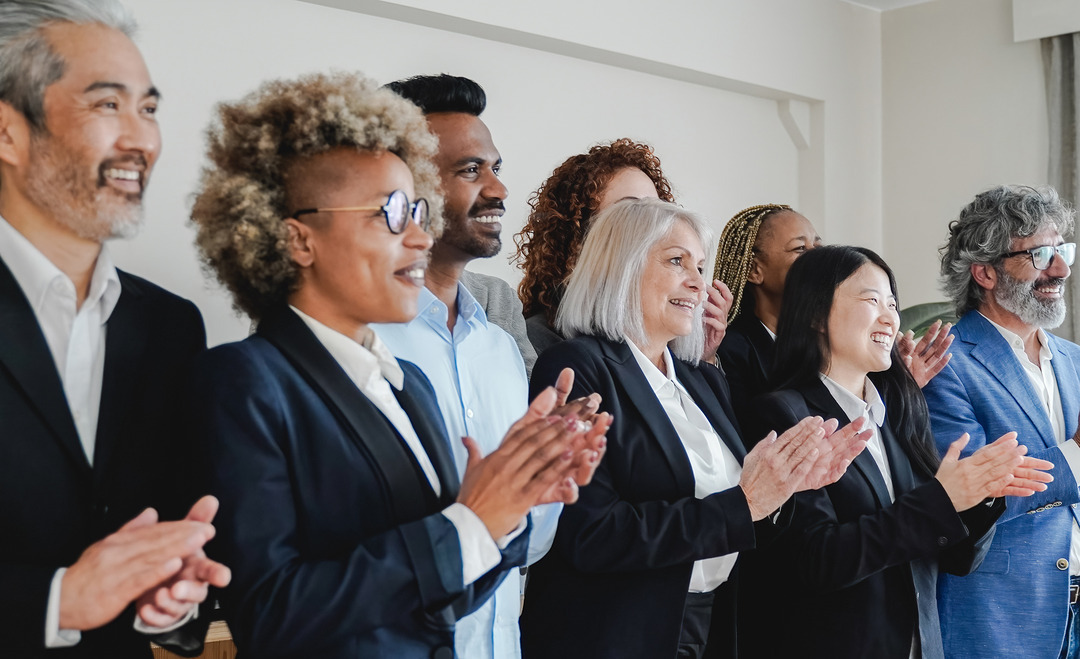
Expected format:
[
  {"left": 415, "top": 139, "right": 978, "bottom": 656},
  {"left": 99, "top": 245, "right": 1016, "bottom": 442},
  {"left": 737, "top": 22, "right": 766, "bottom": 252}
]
[{"left": 188, "top": 72, "right": 609, "bottom": 659}]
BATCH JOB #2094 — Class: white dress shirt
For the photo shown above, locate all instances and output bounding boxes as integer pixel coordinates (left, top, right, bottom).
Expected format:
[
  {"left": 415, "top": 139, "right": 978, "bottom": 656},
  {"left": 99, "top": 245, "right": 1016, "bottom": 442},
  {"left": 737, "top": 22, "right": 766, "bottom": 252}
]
[
  {"left": 0, "top": 217, "right": 191, "bottom": 646},
  {"left": 820, "top": 374, "right": 894, "bottom": 501},
  {"left": 981, "top": 313, "right": 1080, "bottom": 576},
  {"left": 292, "top": 306, "right": 523, "bottom": 587},
  {"left": 626, "top": 339, "right": 743, "bottom": 592}
]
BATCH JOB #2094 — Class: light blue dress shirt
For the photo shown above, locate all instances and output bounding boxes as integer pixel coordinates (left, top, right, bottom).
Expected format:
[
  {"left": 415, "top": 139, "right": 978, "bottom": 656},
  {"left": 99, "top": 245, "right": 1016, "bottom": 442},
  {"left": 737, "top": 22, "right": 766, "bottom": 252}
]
[{"left": 372, "top": 283, "right": 562, "bottom": 659}]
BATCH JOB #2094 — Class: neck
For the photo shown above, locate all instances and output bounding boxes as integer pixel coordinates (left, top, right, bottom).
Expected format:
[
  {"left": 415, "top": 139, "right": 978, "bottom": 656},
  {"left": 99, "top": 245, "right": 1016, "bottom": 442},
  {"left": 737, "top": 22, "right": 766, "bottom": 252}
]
[
  {"left": 979, "top": 302, "right": 1042, "bottom": 364},
  {"left": 0, "top": 192, "right": 101, "bottom": 308},
  {"left": 824, "top": 363, "right": 867, "bottom": 401},
  {"left": 288, "top": 290, "right": 370, "bottom": 345},
  {"left": 426, "top": 243, "right": 470, "bottom": 333},
  {"left": 636, "top": 334, "right": 669, "bottom": 372},
  {"left": 753, "top": 289, "right": 781, "bottom": 334}
]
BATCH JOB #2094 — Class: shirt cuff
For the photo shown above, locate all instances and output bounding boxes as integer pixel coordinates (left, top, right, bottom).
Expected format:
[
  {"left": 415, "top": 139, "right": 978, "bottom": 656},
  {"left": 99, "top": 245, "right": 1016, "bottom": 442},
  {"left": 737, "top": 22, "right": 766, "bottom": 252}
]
[
  {"left": 442, "top": 503, "right": 524, "bottom": 585},
  {"left": 46, "top": 568, "right": 81, "bottom": 648},
  {"left": 133, "top": 603, "right": 198, "bottom": 635},
  {"left": 1059, "top": 439, "right": 1080, "bottom": 481}
]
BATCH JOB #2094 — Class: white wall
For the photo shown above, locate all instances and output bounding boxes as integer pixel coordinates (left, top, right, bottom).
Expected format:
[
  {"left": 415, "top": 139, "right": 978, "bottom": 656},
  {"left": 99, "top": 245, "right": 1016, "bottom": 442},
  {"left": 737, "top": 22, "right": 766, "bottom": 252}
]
[
  {"left": 882, "top": 0, "right": 1048, "bottom": 306},
  {"left": 112, "top": 0, "right": 883, "bottom": 346}
]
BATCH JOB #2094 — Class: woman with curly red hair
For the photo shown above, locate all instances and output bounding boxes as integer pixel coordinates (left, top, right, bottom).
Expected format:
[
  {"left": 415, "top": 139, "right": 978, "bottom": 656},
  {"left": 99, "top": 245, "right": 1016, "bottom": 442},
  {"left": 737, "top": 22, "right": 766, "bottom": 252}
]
[{"left": 514, "top": 139, "right": 674, "bottom": 354}]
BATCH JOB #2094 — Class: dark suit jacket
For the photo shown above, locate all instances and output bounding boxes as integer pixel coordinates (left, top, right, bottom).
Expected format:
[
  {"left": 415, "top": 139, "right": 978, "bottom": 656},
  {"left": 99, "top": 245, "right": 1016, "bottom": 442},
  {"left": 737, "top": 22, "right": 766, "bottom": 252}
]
[
  {"left": 738, "top": 381, "right": 1002, "bottom": 659},
  {"left": 0, "top": 258, "right": 206, "bottom": 658},
  {"left": 196, "top": 307, "right": 527, "bottom": 659},
  {"left": 716, "top": 312, "right": 774, "bottom": 430},
  {"left": 521, "top": 336, "right": 784, "bottom": 659}
]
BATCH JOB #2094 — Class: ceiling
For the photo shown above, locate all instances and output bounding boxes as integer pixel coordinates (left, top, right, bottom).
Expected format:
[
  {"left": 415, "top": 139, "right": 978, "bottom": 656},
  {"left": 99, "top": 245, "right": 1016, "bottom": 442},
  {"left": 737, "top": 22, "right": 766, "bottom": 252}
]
[{"left": 839, "top": 0, "right": 937, "bottom": 10}]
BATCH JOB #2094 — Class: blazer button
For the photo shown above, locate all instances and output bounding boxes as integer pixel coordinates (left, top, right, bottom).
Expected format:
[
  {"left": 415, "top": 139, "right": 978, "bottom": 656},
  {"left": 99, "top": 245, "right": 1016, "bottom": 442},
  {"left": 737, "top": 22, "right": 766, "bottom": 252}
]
[
  {"left": 1058, "top": 558, "right": 1070, "bottom": 571},
  {"left": 937, "top": 536, "right": 948, "bottom": 547},
  {"left": 432, "top": 647, "right": 454, "bottom": 659}
]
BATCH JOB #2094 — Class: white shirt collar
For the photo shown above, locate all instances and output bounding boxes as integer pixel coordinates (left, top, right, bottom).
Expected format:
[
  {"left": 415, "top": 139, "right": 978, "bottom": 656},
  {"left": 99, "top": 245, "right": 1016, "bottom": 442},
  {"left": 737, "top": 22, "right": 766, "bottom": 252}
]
[
  {"left": 0, "top": 214, "right": 120, "bottom": 322},
  {"left": 979, "top": 311, "right": 1053, "bottom": 362},
  {"left": 290, "top": 305, "right": 404, "bottom": 390},
  {"left": 625, "top": 337, "right": 680, "bottom": 395},
  {"left": 819, "top": 373, "right": 886, "bottom": 427}
]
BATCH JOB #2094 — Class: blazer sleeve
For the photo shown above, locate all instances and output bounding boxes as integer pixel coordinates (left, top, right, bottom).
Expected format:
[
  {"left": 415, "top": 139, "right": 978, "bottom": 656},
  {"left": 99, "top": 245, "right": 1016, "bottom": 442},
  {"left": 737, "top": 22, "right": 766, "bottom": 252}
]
[
  {"left": 196, "top": 346, "right": 470, "bottom": 656},
  {"left": 923, "top": 358, "right": 1080, "bottom": 523},
  {"left": 530, "top": 342, "right": 758, "bottom": 574},
  {"left": 752, "top": 392, "right": 971, "bottom": 593}
]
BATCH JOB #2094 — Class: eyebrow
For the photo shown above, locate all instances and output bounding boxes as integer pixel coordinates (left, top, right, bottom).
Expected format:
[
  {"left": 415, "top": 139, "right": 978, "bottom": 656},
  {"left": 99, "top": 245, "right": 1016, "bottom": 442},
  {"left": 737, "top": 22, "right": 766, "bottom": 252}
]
[{"left": 83, "top": 81, "right": 162, "bottom": 100}]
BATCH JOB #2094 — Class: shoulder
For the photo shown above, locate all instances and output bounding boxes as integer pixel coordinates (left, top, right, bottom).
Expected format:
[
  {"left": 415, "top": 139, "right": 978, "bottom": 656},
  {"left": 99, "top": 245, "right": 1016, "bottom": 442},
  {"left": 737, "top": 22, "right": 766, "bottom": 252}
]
[
  {"left": 118, "top": 270, "right": 200, "bottom": 318},
  {"left": 532, "top": 335, "right": 613, "bottom": 384},
  {"left": 461, "top": 270, "right": 514, "bottom": 297}
]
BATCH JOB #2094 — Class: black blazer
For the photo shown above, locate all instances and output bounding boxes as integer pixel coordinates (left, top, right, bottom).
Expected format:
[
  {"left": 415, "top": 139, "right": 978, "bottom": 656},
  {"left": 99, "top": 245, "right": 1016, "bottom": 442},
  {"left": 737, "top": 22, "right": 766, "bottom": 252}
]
[
  {"left": 738, "top": 380, "right": 1002, "bottom": 659},
  {"left": 717, "top": 312, "right": 774, "bottom": 430},
  {"left": 0, "top": 259, "right": 206, "bottom": 658},
  {"left": 521, "top": 335, "right": 785, "bottom": 659},
  {"left": 196, "top": 307, "right": 527, "bottom": 659}
]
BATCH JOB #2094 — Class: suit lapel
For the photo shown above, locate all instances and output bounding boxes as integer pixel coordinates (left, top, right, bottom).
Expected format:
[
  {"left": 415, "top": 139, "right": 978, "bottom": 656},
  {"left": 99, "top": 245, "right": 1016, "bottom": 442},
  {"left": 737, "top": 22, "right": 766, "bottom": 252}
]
[
  {"left": 603, "top": 340, "right": 696, "bottom": 496},
  {"left": 802, "top": 380, "right": 893, "bottom": 508},
  {"left": 675, "top": 359, "right": 747, "bottom": 462},
  {"left": 92, "top": 276, "right": 147, "bottom": 485},
  {"left": 1049, "top": 334, "right": 1080, "bottom": 439},
  {"left": 879, "top": 422, "right": 915, "bottom": 496},
  {"left": 0, "top": 257, "right": 89, "bottom": 472},
  {"left": 258, "top": 308, "right": 434, "bottom": 522},
  {"left": 392, "top": 366, "right": 460, "bottom": 505},
  {"left": 962, "top": 314, "right": 1057, "bottom": 451}
]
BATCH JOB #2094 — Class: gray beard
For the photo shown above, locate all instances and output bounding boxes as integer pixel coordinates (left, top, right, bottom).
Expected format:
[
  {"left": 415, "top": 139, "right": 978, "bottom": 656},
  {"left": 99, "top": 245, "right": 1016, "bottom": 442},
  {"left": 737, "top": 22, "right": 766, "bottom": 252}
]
[{"left": 993, "top": 268, "right": 1067, "bottom": 329}]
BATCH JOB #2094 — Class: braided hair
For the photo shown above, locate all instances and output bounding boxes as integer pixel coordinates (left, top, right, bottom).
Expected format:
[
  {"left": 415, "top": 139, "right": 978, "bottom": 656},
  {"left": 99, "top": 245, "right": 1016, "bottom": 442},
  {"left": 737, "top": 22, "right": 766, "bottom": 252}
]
[{"left": 714, "top": 204, "right": 792, "bottom": 322}]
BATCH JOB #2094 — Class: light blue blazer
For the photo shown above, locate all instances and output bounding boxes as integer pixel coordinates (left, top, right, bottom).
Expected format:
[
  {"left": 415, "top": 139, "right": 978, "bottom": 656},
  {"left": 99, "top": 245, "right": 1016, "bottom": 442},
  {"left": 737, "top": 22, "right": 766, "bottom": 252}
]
[{"left": 923, "top": 311, "right": 1080, "bottom": 658}]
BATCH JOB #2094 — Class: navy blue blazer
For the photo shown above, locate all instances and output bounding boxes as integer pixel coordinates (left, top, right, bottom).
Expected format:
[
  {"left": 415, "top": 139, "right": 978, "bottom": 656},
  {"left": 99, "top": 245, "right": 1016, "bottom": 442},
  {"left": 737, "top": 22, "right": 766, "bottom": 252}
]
[
  {"left": 0, "top": 259, "right": 206, "bottom": 658},
  {"left": 521, "top": 335, "right": 782, "bottom": 659},
  {"left": 196, "top": 307, "right": 527, "bottom": 659},
  {"left": 739, "top": 380, "right": 1001, "bottom": 659},
  {"left": 923, "top": 311, "right": 1080, "bottom": 658}
]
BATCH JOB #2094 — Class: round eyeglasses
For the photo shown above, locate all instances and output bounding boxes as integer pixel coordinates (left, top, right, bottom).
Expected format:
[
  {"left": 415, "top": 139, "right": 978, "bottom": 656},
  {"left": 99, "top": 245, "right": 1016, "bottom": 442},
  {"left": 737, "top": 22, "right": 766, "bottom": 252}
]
[
  {"left": 1001, "top": 242, "right": 1076, "bottom": 270},
  {"left": 291, "top": 189, "right": 430, "bottom": 234}
]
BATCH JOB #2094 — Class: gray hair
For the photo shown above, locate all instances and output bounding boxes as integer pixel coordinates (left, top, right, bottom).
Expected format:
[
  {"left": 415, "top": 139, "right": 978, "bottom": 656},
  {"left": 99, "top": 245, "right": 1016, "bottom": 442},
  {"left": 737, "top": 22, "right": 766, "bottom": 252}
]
[
  {"left": 940, "top": 185, "right": 1075, "bottom": 316},
  {"left": 0, "top": 0, "right": 136, "bottom": 131},
  {"left": 557, "top": 197, "right": 714, "bottom": 363}
]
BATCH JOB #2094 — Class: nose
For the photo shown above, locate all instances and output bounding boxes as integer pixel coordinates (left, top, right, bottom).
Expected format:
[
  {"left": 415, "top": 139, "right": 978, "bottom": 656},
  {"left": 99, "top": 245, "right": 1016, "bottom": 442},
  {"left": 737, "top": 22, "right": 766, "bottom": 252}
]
[
  {"left": 1048, "top": 250, "right": 1071, "bottom": 279},
  {"left": 115, "top": 107, "right": 161, "bottom": 167},
  {"left": 482, "top": 169, "right": 508, "bottom": 202},
  {"left": 402, "top": 216, "right": 434, "bottom": 251}
]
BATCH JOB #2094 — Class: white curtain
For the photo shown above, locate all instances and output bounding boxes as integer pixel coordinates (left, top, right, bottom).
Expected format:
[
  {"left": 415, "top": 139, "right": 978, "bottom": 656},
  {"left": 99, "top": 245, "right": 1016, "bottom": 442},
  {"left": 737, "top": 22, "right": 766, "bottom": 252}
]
[{"left": 1043, "top": 33, "right": 1080, "bottom": 341}]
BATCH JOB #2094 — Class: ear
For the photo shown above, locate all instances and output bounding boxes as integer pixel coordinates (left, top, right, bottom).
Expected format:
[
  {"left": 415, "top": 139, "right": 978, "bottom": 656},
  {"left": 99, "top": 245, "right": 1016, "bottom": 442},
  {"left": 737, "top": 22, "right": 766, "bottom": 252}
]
[
  {"left": 970, "top": 262, "right": 997, "bottom": 291},
  {"left": 0, "top": 100, "right": 30, "bottom": 168},
  {"left": 284, "top": 218, "right": 316, "bottom": 268},
  {"left": 746, "top": 255, "right": 765, "bottom": 285}
]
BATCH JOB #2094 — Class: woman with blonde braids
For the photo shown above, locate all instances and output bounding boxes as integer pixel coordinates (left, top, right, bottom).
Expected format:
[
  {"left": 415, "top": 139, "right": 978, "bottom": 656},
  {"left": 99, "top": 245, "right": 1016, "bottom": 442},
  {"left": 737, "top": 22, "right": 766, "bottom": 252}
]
[
  {"left": 715, "top": 205, "right": 821, "bottom": 425},
  {"left": 514, "top": 139, "right": 732, "bottom": 360}
]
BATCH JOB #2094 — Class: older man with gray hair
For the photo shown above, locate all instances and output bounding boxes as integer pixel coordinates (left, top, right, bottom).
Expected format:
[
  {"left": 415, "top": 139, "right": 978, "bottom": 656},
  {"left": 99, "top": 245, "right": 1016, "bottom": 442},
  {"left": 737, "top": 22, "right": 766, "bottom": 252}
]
[
  {"left": 924, "top": 185, "right": 1080, "bottom": 658},
  {"left": 0, "top": 1, "right": 228, "bottom": 657}
]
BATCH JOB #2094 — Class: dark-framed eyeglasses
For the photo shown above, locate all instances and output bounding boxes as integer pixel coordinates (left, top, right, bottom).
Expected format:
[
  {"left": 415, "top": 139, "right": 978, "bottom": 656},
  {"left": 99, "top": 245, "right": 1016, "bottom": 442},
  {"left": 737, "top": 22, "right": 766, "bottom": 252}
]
[
  {"left": 291, "top": 189, "right": 430, "bottom": 234},
  {"left": 1001, "top": 242, "right": 1076, "bottom": 270}
]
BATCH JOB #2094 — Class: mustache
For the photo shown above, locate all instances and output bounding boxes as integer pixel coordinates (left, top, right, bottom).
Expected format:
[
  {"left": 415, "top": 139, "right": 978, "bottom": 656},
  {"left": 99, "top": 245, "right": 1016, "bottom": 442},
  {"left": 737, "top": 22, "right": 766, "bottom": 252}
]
[
  {"left": 1032, "top": 276, "right": 1067, "bottom": 289},
  {"left": 469, "top": 200, "right": 505, "bottom": 216}
]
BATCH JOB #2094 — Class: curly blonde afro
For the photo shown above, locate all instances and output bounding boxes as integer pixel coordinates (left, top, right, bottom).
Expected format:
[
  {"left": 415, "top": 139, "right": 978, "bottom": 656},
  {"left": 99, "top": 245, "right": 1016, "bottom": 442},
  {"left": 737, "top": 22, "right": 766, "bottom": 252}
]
[{"left": 190, "top": 71, "right": 443, "bottom": 320}]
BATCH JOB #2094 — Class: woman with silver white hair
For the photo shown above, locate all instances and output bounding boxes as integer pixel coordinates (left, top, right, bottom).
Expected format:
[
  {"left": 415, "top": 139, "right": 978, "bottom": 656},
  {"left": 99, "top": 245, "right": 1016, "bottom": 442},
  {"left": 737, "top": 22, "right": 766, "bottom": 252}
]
[{"left": 519, "top": 197, "right": 870, "bottom": 659}]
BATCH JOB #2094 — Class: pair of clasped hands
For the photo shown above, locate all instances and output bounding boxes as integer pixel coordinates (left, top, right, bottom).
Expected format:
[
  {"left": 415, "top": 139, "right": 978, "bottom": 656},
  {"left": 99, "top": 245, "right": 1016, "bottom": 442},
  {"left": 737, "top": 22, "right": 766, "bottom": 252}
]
[
  {"left": 738, "top": 416, "right": 1055, "bottom": 522},
  {"left": 456, "top": 368, "right": 610, "bottom": 539},
  {"left": 60, "top": 495, "right": 232, "bottom": 633}
]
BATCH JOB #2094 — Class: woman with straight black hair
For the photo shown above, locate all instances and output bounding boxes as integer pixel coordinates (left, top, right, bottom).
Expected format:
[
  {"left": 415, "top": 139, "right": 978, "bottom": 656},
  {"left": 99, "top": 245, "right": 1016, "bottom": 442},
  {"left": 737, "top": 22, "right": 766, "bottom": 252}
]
[{"left": 735, "top": 245, "right": 1052, "bottom": 659}]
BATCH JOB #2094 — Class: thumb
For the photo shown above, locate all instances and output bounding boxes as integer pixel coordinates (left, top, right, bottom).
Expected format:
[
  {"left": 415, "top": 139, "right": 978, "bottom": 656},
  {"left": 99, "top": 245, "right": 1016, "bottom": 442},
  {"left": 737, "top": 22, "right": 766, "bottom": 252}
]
[
  {"left": 185, "top": 495, "right": 219, "bottom": 524},
  {"left": 527, "top": 386, "right": 558, "bottom": 418},
  {"left": 944, "top": 433, "right": 970, "bottom": 463},
  {"left": 462, "top": 436, "right": 483, "bottom": 470},
  {"left": 554, "top": 368, "right": 575, "bottom": 406},
  {"left": 120, "top": 507, "right": 159, "bottom": 531}
]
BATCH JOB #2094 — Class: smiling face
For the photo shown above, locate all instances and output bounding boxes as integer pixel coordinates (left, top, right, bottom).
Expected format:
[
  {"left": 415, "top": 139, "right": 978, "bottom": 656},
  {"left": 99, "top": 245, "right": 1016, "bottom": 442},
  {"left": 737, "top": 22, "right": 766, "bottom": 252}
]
[
  {"left": 992, "top": 227, "right": 1070, "bottom": 329},
  {"left": 824, "top": 263, "right": 899, "bottom": 386},
  {"left": 597, "top": 167, "right": 660, "bottom": 213},
  {"left": 749, "top": 210, "right": 821, "bottom": 298},
  {"left": 639, "top": 219, "right": 706, "bottom": 349},
  {"left": 284, "top": 148, "right": 433, "bottom": 335},
  {"left": 425, "top": 112, "right": 506, "bottom": 261},
  {"left": 11, "top": 22, "right": 161, "bottom": 241}
]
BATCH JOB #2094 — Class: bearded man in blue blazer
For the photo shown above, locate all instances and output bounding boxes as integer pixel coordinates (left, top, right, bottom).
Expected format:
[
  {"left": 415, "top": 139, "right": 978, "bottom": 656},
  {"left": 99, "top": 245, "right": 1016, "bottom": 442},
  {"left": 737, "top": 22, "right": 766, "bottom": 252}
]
[{"left": 924, "top": 185, "right": 1080, "bottom": 658}]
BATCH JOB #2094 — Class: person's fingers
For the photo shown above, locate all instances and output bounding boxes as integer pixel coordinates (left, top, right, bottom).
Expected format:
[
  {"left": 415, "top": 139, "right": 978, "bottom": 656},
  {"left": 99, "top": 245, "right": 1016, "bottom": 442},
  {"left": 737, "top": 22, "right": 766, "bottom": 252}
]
[
  {"left": 942, "top": 433, "right": 970, "bottom": 464},
  {"left": 188, "top": 556, "right": 232, "bottom": 588},
  {"left": 118, "top": 507, "right": 159, "bottom": 532},
  {"left": 462, "top": 436, "right": 484, "bottom": 472},
  {"left": 120, "top": 556, "right": 184, "bottom": 603},
  {"left": 1019, "top": 455, "right": 1055, "bottom": 476},
  {"left": 554, "top": 368, "right": 575, "bottom": 406},
  {"left": 184, "top": 495, "right": 219, "bottom": 524},
  {"left": 775, "top": 417, "right": 823, "bottom": 459},
  {"left": 169, "top": 579, "right": 210, "bottom": 605}
]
